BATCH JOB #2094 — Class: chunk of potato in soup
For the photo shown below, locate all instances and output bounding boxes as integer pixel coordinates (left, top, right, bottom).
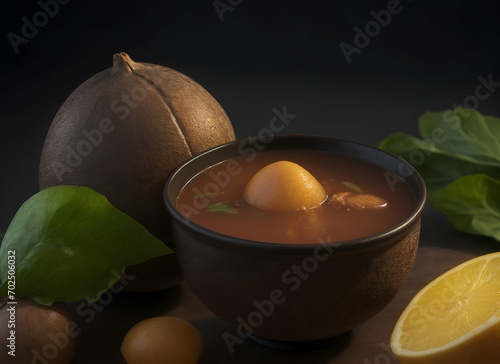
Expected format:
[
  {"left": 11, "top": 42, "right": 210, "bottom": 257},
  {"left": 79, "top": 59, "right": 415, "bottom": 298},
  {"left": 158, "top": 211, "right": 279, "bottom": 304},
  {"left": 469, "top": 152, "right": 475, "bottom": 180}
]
[{"left": 176, "top": 150, "right": 415, "bottom": 244}]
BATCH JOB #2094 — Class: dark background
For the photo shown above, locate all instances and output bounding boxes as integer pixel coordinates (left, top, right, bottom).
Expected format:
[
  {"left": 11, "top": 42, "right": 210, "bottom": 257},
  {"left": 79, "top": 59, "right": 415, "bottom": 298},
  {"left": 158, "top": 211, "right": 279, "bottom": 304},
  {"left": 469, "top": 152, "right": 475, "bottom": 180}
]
[
  {"left": 2, "top": 1, "right": 500, "bottom": 362},
  {"left": 1, "top": 0, "right": 500, "bottom": 233}
]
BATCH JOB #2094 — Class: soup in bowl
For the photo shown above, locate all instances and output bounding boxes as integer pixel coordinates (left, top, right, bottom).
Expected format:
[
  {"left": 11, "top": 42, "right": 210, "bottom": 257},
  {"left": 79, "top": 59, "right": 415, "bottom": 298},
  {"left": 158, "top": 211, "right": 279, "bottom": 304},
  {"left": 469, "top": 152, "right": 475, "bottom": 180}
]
[{"left": 164, "top": 135, "right": 426, "bottom": 348}]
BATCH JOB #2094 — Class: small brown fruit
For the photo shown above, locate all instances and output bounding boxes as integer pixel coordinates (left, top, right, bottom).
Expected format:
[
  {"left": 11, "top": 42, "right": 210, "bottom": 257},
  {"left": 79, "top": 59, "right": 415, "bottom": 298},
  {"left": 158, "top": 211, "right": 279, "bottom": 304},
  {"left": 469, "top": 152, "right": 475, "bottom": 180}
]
[
  {"left": 244, "top": 161, "right": 327, "bottom": 211},
  {"left": 39, "top": 52, "right": 235, "bottom": 291},
  {"left": 0, "top": 298, "right": 77, "bottom": 364},
  {"left": 121, "top": 316, "right": 204, "bottom": 364}
]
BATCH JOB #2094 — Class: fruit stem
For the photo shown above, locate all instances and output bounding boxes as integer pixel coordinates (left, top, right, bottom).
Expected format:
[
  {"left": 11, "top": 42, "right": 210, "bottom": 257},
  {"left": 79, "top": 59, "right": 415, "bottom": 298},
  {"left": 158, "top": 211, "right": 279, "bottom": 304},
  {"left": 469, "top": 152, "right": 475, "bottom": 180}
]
[{"left": 112, "top": 52, "right": 136, "bottom": 74}]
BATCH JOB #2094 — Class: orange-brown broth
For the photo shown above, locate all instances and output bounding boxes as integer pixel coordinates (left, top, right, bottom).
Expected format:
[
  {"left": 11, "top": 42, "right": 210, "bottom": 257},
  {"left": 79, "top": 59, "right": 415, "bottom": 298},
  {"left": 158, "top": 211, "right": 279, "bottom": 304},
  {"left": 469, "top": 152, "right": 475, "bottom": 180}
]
[{"left": 176, "top": 150, "right": 415, "bottom": 244}]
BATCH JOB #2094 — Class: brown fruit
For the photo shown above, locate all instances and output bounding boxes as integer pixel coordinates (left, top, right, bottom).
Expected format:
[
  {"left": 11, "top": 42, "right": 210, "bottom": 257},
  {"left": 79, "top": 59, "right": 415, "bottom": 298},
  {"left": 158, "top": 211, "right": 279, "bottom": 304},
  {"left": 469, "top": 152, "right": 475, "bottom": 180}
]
[
  {"left": 39, "top": 52, "right": 235, "bottom": 291},
  {"left": 244, "top": 161, "right": 327, "bottom": 211},
  {"left": 121, "top": 316, "right": 204, "bottom": 364},
  {"left": 0, "top": 298, "right": 77, "bottom": 364}
]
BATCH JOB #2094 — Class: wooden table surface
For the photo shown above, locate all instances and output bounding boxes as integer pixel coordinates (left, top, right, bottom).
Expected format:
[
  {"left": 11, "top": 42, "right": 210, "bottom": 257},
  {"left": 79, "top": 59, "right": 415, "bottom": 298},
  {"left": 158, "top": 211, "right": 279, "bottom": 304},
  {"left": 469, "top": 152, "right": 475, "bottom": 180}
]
[{"left": 68, "top": 210, "right": 500, "bottom": 364}]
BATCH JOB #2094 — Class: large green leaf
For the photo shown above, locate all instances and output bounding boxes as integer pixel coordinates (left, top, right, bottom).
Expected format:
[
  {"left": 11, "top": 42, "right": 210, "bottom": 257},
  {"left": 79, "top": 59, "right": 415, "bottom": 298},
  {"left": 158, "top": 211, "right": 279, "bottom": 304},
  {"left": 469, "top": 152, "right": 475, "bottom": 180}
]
[
  {"left": 380, "top": 108, "right": 500, "bottom": 242},
  {"left": 431, "top": 174, "right": 500, "bottom": 241},
  {"left": 0, "top": 186, "right": 172, "bottom": 306},
  {"left": 379, "top": 108, "right": 500, "bottom": 192}
]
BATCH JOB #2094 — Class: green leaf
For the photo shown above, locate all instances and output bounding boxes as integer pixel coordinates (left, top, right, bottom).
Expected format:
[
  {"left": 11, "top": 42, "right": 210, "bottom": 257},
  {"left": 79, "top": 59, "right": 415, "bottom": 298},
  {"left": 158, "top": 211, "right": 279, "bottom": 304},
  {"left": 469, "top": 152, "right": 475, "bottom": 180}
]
[
  {"left": 204, "top": 203, "right": 237, "bottom": 214},
  {"left": 379, "top": 108, "right": 500, "bottom": 192},
  {"left": 342, "top": 181, "right": 363, "bottom": 193},
  {"left": 195, "top": 192, "right": 218, "bottom": 197},
  {"left": 380, "top": 108, "right": 500, "bottom": 242},
  {"left": 0, "top": 186, "right": 172, "bottom": 306},
  {"left": 431, "top": 174, "right": 500, "bottom": 241}
]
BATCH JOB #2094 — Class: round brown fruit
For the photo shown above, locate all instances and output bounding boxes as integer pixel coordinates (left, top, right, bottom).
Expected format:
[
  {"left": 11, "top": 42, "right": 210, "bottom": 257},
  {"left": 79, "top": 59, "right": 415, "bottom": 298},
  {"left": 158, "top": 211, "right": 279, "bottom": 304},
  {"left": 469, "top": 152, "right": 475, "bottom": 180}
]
[
  {"left": 121, "top": 316, "right": 204, "bottom": 364},
  {"left": 39, "top": 52, "right": 235, "bottom": 291},
  {"left": 244, "top": 161, "right": 327, "bottom": 211},
  {"left": 0, "top": 298, "right": 77, "bottom": 364}
]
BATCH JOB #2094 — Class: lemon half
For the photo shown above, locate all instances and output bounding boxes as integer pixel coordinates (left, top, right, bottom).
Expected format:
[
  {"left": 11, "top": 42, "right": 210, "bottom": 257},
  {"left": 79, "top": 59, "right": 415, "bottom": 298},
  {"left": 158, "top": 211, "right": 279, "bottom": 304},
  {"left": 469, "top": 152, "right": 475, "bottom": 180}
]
[{"left": 391, "top": 252, "right": 500, "bottom": 364}]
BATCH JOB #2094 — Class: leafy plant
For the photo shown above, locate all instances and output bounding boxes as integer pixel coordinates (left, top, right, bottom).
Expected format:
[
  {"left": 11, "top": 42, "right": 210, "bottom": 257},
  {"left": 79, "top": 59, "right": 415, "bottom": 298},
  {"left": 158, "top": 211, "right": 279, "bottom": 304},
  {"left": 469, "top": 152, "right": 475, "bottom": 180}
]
[
  {"left": 379, "top": 108, "right": 500, "bottom": 241},
  {"left": 0, "top": 186, "right": 172, "bottom": 306},
  {"left": 432, "top": 174, "right": 500, "bottom": 241}
]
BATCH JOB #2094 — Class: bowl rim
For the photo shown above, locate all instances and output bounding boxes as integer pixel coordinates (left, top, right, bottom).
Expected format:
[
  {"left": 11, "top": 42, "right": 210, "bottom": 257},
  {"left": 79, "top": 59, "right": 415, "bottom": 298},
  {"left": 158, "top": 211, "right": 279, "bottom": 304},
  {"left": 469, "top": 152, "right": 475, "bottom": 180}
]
[{"left": 163, "top": 134, "right": 426, "bottom": 254}]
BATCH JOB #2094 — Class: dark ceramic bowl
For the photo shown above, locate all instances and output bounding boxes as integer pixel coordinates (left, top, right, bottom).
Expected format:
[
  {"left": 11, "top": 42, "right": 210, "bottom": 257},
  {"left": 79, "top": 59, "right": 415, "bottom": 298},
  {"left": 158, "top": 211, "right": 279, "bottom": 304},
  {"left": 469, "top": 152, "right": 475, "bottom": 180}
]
[{"left": 164, "top": 135, "right": 426, "bottom": 348}]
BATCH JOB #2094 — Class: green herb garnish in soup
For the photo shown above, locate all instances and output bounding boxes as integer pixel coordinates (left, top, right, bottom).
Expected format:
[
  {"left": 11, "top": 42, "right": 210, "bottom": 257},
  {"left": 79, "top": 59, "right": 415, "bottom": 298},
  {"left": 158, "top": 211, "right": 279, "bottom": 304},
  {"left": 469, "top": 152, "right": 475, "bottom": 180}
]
[{"left": 176, "top": 150, "right": 415, "bottom": 244}]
